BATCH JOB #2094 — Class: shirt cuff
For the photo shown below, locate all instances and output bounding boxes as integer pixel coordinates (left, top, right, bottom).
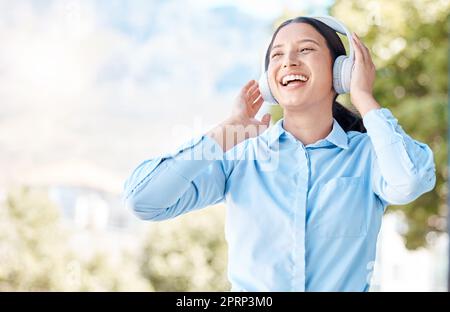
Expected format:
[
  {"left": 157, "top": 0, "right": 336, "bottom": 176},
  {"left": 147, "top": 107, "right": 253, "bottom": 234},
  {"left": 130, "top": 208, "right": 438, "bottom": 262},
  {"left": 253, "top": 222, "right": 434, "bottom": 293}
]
[
  {"left": 363, "top": 108, "right": 404, "bottom": 149},
  {"left": 169, "top": 134, "right": 224, "bottom": 181}
]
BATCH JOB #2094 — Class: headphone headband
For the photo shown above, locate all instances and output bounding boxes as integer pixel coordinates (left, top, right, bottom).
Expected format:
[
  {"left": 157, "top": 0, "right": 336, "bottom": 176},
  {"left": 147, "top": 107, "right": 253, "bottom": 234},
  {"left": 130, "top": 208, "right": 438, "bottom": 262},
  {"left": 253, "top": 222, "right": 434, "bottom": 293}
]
[{"left": 311, "top": 16, "right": 354, "bottom": 63}]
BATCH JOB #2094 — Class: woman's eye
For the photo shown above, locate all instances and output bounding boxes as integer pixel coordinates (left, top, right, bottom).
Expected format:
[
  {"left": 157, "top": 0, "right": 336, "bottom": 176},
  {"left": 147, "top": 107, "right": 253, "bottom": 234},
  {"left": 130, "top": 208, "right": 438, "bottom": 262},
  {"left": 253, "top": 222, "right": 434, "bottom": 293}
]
[
  {"left": 271, "top": 52, "right": 282, "bottom": 59},
  {"left": 271, "top": 48, "right": 313, "bottom": 58},
  {"left": 299, "top": 48, "right": 313, "bottom": 53}
]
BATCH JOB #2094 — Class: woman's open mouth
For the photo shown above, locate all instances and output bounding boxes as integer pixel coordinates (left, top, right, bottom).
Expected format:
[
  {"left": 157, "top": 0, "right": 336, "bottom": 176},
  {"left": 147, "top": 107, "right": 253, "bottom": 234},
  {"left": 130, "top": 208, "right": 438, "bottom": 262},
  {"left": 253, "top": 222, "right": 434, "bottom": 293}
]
[{"left": 279, "top": 74, "right": 309, "bottom": 90}]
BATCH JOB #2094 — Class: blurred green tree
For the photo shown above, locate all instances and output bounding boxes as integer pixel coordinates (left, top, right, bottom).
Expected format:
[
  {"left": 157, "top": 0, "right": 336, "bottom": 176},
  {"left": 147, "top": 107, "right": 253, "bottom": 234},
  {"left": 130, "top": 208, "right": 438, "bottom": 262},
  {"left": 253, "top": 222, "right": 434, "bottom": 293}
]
[
  {"left": 0, "top": 187, "right": 67, "bottom": 290},
  {"left": 270, "top": 0, "right": 448, "bottom": 249},
  {"left": 0, "top": 187, "right": 151, "bottom": 291},
  {"left": 139, "top": 205, "right": 230, "bottom": 291}
]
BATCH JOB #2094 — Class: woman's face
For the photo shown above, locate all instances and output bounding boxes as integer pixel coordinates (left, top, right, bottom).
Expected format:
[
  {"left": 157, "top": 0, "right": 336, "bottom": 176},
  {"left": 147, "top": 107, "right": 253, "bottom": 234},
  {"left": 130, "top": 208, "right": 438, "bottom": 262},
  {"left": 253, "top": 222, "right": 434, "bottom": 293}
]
[{"left": 267, "top": 22, "right": 335, "bottom": 110}]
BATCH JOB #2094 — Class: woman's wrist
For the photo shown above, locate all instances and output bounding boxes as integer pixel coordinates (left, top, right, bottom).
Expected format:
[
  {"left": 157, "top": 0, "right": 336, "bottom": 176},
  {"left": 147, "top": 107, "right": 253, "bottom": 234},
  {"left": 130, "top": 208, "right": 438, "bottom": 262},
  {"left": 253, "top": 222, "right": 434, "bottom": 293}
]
[
  {"left": 206, "top": 117, "right": 245, "bottom": 153},
  {"left": 352, "top": 94, "right": 381, "bottom": 117}
]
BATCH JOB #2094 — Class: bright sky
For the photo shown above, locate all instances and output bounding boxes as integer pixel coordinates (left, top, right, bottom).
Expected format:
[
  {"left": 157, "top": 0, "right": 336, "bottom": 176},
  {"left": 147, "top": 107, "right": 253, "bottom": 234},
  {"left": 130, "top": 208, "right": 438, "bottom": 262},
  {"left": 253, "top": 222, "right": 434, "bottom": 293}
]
[
  {"left": 191, "top": 0, "right": 333, "bottom": 19},
  {"left": 0, "top": 0, "right": 335, "bottom": 192}
]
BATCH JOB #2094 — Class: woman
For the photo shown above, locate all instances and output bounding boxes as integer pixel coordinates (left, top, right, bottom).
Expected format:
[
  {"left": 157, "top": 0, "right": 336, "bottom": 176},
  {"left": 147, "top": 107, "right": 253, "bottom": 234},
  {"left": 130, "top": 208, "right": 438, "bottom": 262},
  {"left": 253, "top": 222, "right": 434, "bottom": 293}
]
[{"left": 124, "top": 16, "right": 436, "bottom": 291}]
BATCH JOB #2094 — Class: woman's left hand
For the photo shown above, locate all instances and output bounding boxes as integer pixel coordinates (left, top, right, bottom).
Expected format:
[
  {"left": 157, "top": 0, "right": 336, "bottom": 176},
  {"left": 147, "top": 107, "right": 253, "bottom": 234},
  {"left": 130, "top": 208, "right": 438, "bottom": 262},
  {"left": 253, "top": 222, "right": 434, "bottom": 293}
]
[{"left": 350, "top": 32, "right": 381, "bottom": 117}]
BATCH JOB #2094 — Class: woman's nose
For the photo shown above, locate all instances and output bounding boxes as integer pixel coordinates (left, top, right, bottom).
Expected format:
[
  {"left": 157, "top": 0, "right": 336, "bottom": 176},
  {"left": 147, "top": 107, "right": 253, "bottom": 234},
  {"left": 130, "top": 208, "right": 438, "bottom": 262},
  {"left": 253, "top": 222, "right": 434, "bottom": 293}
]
[{"left": 282, "top": 50, "right": 301, "bottom": 68}]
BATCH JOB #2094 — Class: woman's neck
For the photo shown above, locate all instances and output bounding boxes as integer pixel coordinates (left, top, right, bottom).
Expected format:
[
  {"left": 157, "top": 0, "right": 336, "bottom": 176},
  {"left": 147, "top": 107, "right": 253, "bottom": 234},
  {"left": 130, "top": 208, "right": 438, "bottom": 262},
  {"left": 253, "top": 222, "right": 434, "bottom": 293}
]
[{"left": 282, "top": 106, "right": 334, "bottom": 146}]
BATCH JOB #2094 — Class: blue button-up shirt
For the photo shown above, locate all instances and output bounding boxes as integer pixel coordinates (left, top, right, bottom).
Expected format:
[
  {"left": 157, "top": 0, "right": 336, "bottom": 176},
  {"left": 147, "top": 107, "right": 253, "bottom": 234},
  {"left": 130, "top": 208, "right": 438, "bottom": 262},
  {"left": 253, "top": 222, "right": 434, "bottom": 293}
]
[{"left": 124, "top": 108, "right": 436, "bottom": 291}]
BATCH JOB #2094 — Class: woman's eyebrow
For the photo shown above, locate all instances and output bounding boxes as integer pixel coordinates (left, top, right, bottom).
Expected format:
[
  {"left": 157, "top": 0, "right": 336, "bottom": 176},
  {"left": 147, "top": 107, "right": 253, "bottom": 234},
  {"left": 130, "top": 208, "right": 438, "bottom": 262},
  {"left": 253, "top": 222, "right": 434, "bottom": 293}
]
[{"left": 272, "top": 39, "right": 320, "bottom": 50}]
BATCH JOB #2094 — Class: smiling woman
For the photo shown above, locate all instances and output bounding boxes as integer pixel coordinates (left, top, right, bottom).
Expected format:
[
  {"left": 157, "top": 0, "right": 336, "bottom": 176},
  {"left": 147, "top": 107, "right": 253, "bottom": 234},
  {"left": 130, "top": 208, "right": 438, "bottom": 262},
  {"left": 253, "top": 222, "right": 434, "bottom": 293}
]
[
  {"left": 123, "top": 15, "right": 436, "bottom": 291},
  {"left": 262, "top": 17, "right": 365, "bottom": 136}
]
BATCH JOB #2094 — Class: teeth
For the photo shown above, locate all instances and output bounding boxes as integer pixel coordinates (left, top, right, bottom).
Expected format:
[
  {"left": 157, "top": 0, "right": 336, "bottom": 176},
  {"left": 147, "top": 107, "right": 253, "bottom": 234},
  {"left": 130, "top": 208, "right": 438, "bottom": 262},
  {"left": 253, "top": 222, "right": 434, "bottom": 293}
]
[{"left": 281, "top": 74, "right": 309, "bottom": 86}]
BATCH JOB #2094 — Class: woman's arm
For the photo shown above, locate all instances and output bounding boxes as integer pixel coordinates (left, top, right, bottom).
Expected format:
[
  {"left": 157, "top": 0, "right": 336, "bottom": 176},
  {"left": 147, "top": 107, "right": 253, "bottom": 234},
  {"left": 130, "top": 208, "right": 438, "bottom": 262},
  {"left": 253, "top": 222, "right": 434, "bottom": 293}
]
[
  {"left": 364, "top": 108, "right": 436, "bottom": 206},
  {"left": 123, "top": 80, "right": 271, "bottom": 221},
  {"left": 123, "top": 134, "right": 228, "bottom": 221},
  {"left": 350, "top": 33, "right": 436, "bottom": 206}
]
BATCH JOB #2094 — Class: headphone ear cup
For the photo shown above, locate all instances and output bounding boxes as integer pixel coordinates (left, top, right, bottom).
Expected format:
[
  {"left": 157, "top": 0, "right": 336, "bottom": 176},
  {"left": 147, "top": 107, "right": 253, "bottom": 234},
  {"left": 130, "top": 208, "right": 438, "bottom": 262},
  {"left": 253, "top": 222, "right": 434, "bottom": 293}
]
[
  {"left": 333, "top": 55, "right": 353, "bottom": 94},
  {"left": 341, "top": 57, "right": 353, "bottom": 94},
  {"left": 333, "top": 55, "right": 346, "bottom": 94},
  {"left": 258, "top": 71, "right": 278, "bottom": 104}
]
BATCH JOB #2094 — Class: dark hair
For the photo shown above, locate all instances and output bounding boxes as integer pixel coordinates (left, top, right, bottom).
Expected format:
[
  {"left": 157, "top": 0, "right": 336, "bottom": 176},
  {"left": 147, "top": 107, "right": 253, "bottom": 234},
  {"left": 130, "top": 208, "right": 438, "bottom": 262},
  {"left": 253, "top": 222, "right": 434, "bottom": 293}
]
[{"left": 265, "top": 17, "right": 366, "bottom": 133}]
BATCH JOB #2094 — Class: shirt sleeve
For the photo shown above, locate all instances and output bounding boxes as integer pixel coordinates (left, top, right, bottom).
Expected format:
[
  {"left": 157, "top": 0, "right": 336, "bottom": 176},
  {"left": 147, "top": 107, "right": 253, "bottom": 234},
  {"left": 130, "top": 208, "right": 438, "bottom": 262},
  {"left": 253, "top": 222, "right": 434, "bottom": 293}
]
[
  {"left": 123, "top": 134, "right": 229, "bottom": 221},
  {"left": 363, "top": 108, "right": 436, "bottom": 207}
]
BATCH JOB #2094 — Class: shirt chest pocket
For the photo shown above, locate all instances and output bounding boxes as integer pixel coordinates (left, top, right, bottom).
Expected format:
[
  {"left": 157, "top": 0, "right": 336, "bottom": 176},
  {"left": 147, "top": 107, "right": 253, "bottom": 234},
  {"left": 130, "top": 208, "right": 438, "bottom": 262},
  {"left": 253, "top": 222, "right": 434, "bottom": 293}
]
[{"left": 316, "top": 176, "right": 368, "bottom": 238}]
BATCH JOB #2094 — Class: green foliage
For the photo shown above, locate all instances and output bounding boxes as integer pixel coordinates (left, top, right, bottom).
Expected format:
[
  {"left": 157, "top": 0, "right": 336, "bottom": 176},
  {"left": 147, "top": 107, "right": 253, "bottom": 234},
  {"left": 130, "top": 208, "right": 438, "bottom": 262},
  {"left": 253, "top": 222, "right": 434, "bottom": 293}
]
[
  {"left": 0, "top": 187, "right": 67, "bottom": 290},
  {"left": 139, "top": 206, "right": 230, "bottom": 291},
  {"left": 0, "top": 187, "right": 151, "bottom": 291}
]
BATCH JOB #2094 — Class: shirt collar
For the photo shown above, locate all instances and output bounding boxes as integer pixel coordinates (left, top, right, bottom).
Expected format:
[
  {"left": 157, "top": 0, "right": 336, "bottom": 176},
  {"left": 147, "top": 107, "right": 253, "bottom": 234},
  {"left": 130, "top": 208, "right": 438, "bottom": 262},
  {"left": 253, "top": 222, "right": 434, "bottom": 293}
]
[{"left": 267, "top": 117, "right": 349, "bottom": 149}]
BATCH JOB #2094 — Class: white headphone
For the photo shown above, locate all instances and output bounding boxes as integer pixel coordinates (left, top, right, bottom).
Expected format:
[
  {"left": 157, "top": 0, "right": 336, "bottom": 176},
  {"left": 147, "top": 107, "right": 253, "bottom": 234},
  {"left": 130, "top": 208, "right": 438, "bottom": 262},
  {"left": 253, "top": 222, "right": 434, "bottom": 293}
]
[{"left": 258, "top": 15, "right": 355, "bottom": 105}]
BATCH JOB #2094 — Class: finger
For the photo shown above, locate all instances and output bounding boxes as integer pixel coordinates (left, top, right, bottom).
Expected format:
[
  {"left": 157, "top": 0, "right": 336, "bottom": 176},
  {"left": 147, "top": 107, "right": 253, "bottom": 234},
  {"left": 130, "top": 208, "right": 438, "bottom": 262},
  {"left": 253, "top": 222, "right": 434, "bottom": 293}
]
[
  {"left": 352, "top": 33, "right": 365, "bottom": 63},
  {"left": 359, "top": 40, "right": 375, "bottom": 67},
  {"left": 248, "top": 86, "right": 260, "bottom": 100},
  {"left": 250, "top": 94, "right": 261, "bottom": 108},
  {"left": 249, "top": 96, "right": 264, "bottom": 116},
  {"left": 252, "top": 94, "right": 264, "bottom": 108},
  {"left": 247, "top": 83, "right": 259, "bottom": 97},
  {"left": 352, "top": 33, "right": 365, "bottom": 61},
  {"left": 247, "top": 96, "right": 263, "bottom": 118},
  {"left": 246, "top": 79, "right": 257, "bottom": 87},
  {"left": 241, "top": 80, "right": 256, "bottom": 95},
  {"left": 355, "top": 34, "right": 369, "bottom": 53},
  {"left": 359, "top": 41, "right": 371, "bottom": 63},
  {"left": 260, "top": 113, "right": 271, "bottom": 127},
  {"left": 353, "top": 33, "right": 372, "bottom": 64},
  {"left": 249, "top": 88, "right": 261, "bottom": 103}
]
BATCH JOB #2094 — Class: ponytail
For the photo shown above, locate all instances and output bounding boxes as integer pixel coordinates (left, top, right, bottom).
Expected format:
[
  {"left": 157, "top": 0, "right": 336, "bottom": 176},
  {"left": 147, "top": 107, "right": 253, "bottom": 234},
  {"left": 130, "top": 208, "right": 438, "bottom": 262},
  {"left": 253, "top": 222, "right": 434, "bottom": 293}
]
[{"left": 332, "top": 100, "right": 366, "bottom": 133}]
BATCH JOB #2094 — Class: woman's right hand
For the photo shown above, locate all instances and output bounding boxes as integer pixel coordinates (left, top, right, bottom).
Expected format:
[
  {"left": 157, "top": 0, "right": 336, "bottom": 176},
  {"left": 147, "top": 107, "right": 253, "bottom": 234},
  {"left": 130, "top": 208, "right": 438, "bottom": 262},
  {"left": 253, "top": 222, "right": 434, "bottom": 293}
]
[
  {"left": 207, "top": 80, "right": 272, "bottom": 152},
  {"left": 229, "top": 79, "right": 272, "bottom": 129}
]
